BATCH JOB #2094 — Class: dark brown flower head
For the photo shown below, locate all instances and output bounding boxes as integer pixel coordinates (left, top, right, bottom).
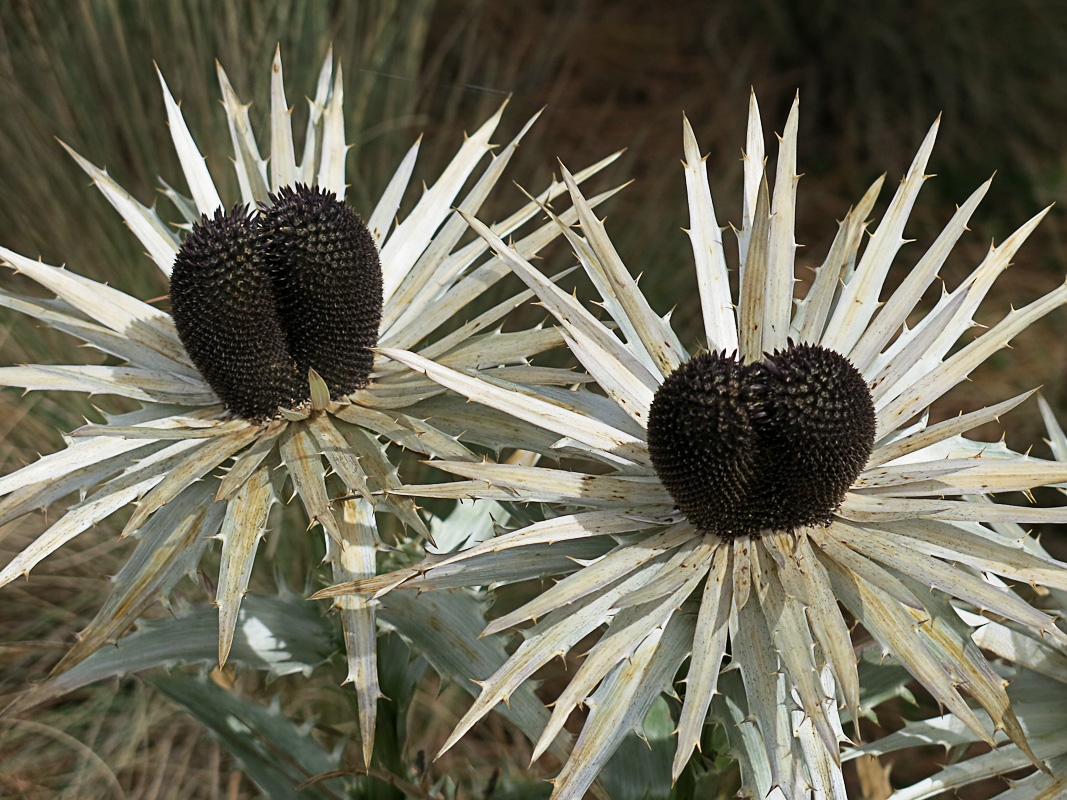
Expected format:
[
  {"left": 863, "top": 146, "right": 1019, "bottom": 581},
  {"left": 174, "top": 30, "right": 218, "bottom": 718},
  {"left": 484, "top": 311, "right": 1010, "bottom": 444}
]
[
  {"left": 259, "top": 184, "right": 382, "bottom": 399},
  {"left": 169, "top": 186, "right": 383, "bottom": 421},
  {"left": 646, "top": 342, "right": 875, "bottom": 538},
  {"left": 169, "top": 204, "right": 306, "bottom": 420}
]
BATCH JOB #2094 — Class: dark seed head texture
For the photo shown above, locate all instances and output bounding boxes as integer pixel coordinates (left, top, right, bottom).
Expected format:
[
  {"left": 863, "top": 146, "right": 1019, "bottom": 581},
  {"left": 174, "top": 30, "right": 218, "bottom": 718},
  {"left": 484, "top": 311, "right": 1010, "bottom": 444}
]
[
  {"left": 170, "top": 205, "right": 306, "bottom": 420},
  {"left": 260, "top": 185, "right": 382, "bottom": 399},
  {"left": 169, "top": 185, "right": 382, "bottom": 421},
  {"left": 646, "top": 343, "right": 876, "bottom": 539}
]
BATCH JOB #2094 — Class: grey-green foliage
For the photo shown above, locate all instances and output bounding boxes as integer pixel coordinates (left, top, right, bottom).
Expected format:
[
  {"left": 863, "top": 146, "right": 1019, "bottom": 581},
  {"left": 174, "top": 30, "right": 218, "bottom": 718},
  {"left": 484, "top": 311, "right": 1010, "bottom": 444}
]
[
  {"left": 6, "top": 585, "right": 547, "bottom": 797},
  {"left": 598, "top": 697, "right": 675, "bottom": 800},
  {"left": 3, "top": 498, "right": 635, "bottom": 796},
  {"left": 380, "top": 588, "right": 567, "bottom": 754},
  {"left": 7, "top": 591, "right": 340, "bottom": 716},
  {"left": 368, "top": 630, "right": 428, "bottom": 787},
  {"left": 147, "top": 671, "right": 348, "bottom": 800},
  {"left": 852, "top": 608, "right": 1067, "bottom": 800},
  {"left": 855, "top": 652, "right": 917, "bottom": 719},
  {"left": 710, "top": 670, "right": 776, "bottom": 797}
]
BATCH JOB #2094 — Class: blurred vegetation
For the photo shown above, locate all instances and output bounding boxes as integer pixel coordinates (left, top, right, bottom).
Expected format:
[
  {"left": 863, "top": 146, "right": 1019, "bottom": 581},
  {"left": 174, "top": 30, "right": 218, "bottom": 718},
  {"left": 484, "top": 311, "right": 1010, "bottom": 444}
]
[{"left": 3, "top": 0, "right": 1067, "bottom": 796}]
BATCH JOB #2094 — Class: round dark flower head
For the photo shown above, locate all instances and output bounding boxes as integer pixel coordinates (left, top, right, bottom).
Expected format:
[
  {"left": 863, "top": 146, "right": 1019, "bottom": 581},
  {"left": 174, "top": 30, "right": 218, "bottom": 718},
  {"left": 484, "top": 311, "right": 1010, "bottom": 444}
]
[
  {"left": 170, "top": 184, "right": 382, "bottom": 421},
  {"left": 647, "top": 343, "right": 875, "bottom": 538},
  {"left": 169, "top": 204, "right": 305, "bottom": 420}
]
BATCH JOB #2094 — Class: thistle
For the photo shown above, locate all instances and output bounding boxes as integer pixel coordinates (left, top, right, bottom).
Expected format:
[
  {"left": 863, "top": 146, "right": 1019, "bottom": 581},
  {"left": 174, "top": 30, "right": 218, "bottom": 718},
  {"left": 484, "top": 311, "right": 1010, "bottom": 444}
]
[
  {"left": 0, "top": 47, "right": 620, "bottom": 765},
  {"left": 317, "top": 93, "right": 1067, "bottom": 798}
]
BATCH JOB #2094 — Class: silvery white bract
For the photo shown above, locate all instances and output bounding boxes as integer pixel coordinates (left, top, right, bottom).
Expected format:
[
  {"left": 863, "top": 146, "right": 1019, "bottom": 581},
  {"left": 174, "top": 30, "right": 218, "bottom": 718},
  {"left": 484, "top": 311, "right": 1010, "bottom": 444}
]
[
  {"left": 0, "top": 47, "right": 619, "bottom": 764},
  {"left": 854, "top": 395, "right": 1067, "bottom": 800},
  {"left": 319, "top": 93, "right": 1067, "bottom": 798}
]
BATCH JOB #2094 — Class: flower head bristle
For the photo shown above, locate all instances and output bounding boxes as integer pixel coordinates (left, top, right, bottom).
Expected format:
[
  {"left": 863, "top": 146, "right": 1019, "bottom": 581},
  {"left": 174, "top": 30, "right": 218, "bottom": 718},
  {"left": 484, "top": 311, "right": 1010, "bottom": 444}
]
[
  {"left": 647, "top": 342, "right": 875, "bottom": 537},
  {"left": 170, "top": 204, "right": 305, "bottom": 420}
]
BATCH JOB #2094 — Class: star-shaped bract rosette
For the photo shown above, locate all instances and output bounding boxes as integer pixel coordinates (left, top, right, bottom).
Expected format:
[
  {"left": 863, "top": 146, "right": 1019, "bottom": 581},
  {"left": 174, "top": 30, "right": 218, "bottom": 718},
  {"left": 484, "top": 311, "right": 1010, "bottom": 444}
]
[
  {"left": 317, "top": 93, "right": 1067, "bottom": 798},
  {"left": 0, "top": 47, "right": 620, "bottom": 764}
]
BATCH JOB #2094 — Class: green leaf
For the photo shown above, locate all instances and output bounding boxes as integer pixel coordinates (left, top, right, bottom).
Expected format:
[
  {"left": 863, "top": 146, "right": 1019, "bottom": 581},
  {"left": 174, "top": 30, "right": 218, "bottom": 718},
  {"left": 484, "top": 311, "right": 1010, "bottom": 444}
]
[
  {"left": 368, "top": 631, "right": 429, "bottom": 780},
  {"left": 427, "top": 497, "right": 508, "bottom": 554},
  {"left": 598, "top": 697, "right": 675, "bottom": 800},
  {"left": 710, "top": 670, "right": 774, "bottom": 799},
  {"left": 378, "top": 588, "right": 567, "bottom": 761},
  {"left": 7, "top": 592, "right": 338, "bottom": 714},
  {"left": 146, "top": 671, "right": 346, "bottom": 800},
  {"left": 856, "top": 655, "right": 917, "bottom": 720}
]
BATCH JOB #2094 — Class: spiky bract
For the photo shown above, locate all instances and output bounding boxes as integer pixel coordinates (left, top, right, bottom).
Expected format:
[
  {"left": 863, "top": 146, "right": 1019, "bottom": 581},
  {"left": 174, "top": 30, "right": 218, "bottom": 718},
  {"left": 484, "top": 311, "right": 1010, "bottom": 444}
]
[{"left": 0, "top": 48, "right": 622, "bottom": 770}]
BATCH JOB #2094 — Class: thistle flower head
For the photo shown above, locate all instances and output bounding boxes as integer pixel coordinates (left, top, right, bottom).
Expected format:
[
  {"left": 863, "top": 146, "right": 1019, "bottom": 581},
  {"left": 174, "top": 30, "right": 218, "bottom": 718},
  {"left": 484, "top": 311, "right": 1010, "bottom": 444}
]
[
  {"left": 0, "top": 47, "right": 620, "bottom": 766},
  {"left": 170, "top": 184, "right": 383, "bottom": 419},
  {"left": 256, "top": 183, "right": 383, "bottom": 400},
  {"left": 319, "top": 93, "right": 1067, "bottom": 798},
  {"left": 647, "top": 343, "right": 875, "bottom": 538}
]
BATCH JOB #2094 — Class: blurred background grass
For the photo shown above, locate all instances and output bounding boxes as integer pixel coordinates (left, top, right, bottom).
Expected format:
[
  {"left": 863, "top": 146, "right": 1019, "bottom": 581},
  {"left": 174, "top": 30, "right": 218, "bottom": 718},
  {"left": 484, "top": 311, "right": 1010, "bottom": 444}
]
[{"left": 3, "top": 0, "right": 1067, "bottom": 796}]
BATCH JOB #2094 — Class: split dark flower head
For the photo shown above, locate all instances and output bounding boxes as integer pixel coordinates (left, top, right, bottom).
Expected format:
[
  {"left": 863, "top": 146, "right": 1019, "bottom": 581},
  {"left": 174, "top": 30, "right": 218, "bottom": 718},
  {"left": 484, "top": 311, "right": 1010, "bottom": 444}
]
[
  {"left": 335, "top": 93, "right": 1067, "bottom": 800},
  {"left": 0, "top": 48, "right": 622, "bottom": 768},
  {"left": 170, "top": 184, "right": 382, "bottom": 421},
  {"left": 647, "top": 343, "right": 875, "bottom": 538}
]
